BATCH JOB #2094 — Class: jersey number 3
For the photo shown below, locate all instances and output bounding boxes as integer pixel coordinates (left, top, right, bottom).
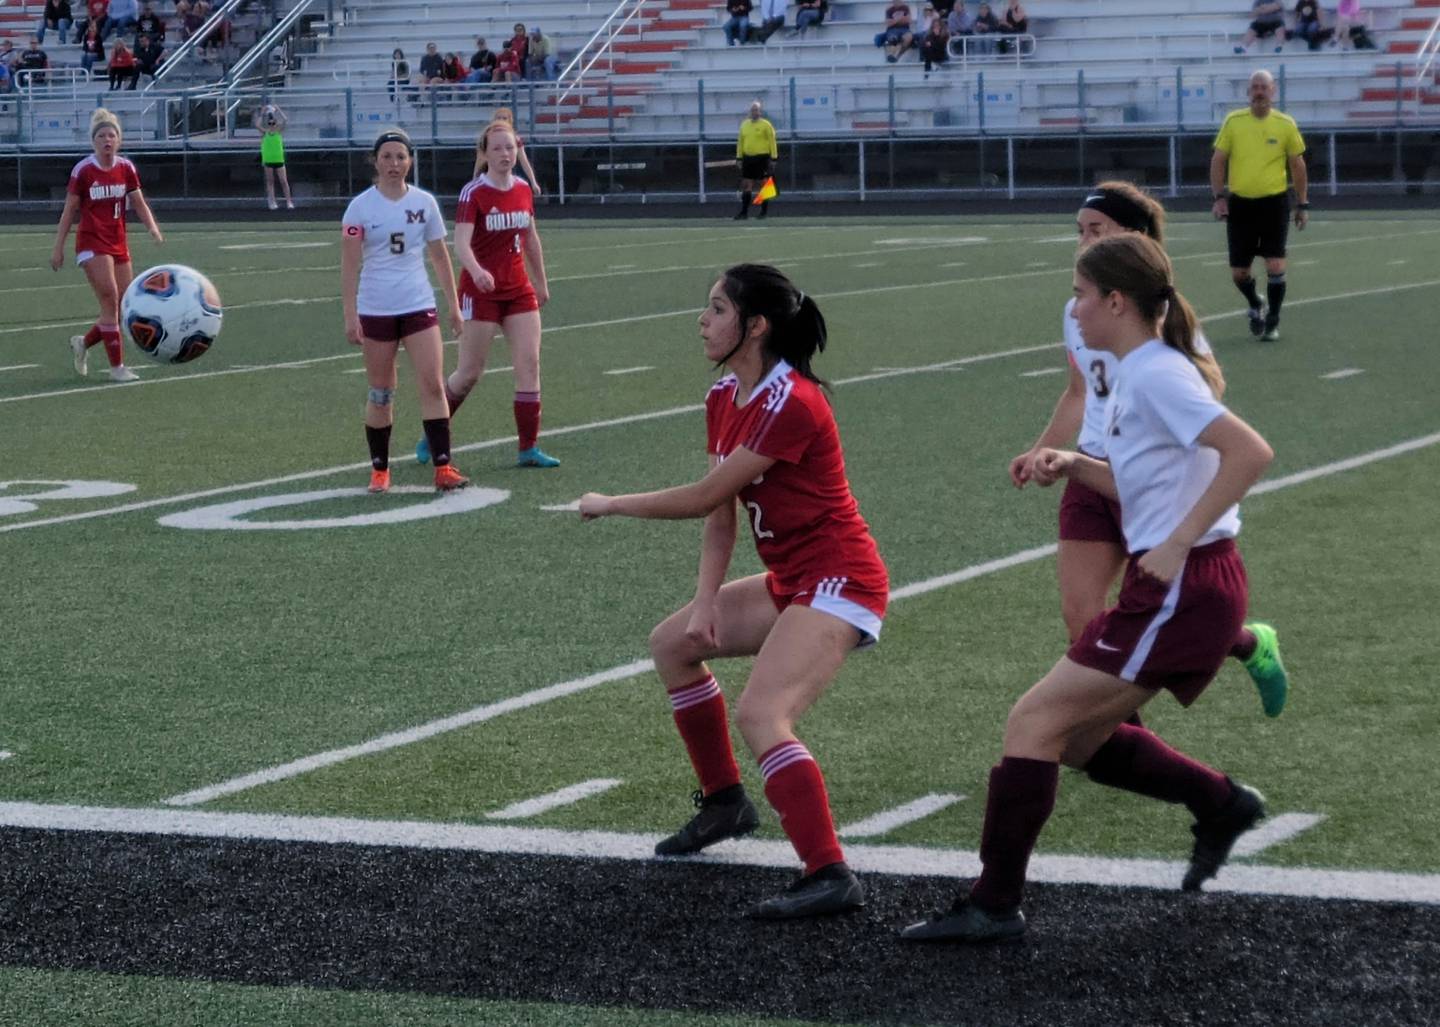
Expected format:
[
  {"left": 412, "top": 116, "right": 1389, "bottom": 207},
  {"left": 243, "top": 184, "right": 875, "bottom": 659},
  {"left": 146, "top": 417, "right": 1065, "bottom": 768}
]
[{"left": 1089, "top": 360, "right": 1111, "bottom": 399}]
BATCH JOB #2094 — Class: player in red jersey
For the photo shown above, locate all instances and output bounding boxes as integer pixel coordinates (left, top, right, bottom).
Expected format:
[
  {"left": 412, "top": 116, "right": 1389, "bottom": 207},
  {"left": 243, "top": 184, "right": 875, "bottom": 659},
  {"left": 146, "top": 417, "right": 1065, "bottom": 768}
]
[
  {"left": 415, "top": 118, "right": 556, "bottom": 469},
  {"left": 49, "top": 107, "right": 163, "bottom": 383},
  {"left": 579, "top": 265, "right": 889, "bottom": 920}
]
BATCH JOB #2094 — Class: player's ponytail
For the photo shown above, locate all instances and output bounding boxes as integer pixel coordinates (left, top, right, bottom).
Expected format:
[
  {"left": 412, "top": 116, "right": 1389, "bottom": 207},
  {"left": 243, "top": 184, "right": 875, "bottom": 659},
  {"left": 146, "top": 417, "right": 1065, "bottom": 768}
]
[
  {"left": 1076, "top": 234, "right": 1224, "bottom": 399},
  {"left": 718, "top": 263, "right": 829, "bottom": 390},
  {"left": 90, "top": 107, "right": 121, "bottom": 140}
]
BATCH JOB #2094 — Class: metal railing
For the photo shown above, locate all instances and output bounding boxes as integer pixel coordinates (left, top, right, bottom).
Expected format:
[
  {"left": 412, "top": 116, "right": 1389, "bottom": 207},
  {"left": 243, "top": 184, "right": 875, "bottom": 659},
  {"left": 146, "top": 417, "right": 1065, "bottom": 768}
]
[
  {"left": 945, "top": 32, "right": 1036, "bottom": 63},
  {"left": 1415, "top": 10, "right": 1440, "bottom": 112},
  {"left": 554, "top": 0, "right": 647, "bottom": 110},
  {"left": 144, "top": 0, "right": 246, "bottom": 90}
]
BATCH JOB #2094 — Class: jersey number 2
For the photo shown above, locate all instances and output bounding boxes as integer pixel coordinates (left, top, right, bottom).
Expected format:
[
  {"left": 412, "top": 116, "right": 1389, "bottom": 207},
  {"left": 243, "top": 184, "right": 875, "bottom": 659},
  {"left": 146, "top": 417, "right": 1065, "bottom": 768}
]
[
  {"left": 746, "top": 501, "right": 775, "bottom": 540},
  {"left": 389, "top": 232, "right": 406, "bottom": 255}
]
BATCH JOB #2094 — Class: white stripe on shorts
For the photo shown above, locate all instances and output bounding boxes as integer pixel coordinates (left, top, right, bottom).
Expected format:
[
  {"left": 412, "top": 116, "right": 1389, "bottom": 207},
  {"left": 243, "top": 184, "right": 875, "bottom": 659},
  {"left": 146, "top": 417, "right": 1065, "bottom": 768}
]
[{"left": 1120, "top": 566, "right": 1186, "bottom": 682}]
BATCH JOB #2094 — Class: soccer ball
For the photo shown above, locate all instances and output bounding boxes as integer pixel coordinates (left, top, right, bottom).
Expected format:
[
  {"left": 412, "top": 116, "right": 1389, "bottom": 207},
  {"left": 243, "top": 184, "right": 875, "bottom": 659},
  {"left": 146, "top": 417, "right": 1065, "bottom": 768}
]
[{"left": 122, "top": 264, "right": 223, "bottom": 364}]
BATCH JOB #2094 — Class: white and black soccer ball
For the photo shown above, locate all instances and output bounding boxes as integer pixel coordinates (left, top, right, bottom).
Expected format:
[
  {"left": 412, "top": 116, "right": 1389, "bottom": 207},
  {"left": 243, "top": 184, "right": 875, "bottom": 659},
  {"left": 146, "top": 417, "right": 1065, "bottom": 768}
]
[{"left": 122, "top": 264, "right": 223, "bottom": 364}]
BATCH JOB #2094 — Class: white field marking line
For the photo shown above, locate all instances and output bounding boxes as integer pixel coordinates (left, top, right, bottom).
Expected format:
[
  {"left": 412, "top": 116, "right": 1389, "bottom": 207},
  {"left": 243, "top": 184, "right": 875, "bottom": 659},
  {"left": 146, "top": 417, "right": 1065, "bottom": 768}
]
[
  {"left": 160, "top": 661, "right": 654, "bottom": 807},
  {"left": 218, "top": 241, "right": 332, "bottom": 250},
  {"left": 603, "top": 366, "right": 655, "bottom": 376},
  {"left": 0, "top": 293, "right": 341, "bottom": 338},
  {"left": 343, "top": 364, "right": 513, "bottom": 376},
  {"left": 1388, "top": 259, "right": 1408, "bottom": 265},
  {"left": 837, "top": 793, "right": 965, "bottom": 839},
  {"left": 610, "top": 263, "right": 637, "bottom": 270},
  {"left": 486, "top": 779, "right": 623, "bottom": 820},
  {"left": 1025, "top": 261, "right": 1051, "bottom": 268},
  {"left": 1321, "top": 368, "right": 1365, "bottom": 380},
  {"left": 854, "top": 262, "right": 882, "bottom": 268},
  {"left": 1020, "top": 367, "right": 1065, "bottom": 377},
  {"left": 1294, "top": 259, "right": 1320, "bottom": 266},
  {"left": 2, "top": 802, "right": 1436, "bottom": 905},
  {"left": 0, "top": 752, "right": 12, "bottom": 761},
  {"left": 0, "top": 266, "right": 340, "bottom": 297},
  {"left": 1231, "top": 813, "right": 1326, "bottom": 858},
  {"left": 159, "top": 429, "right": 1440, "bottom": 807},
  {"left": 540, "top": 500, "right": 581, "bottom": 512},
  {"left": 940, "top": 261, "right": 967, "bottom": 267},
  {"left": 0, "top": 364, "right": 39, "bottom": 373}
]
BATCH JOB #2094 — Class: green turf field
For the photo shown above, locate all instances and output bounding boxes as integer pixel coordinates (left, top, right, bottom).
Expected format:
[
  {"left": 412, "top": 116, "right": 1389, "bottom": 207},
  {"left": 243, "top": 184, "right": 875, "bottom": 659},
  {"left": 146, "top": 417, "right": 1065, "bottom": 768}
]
[{"left": 1, "top": 211, "right": 1438, "bottom": 1024}]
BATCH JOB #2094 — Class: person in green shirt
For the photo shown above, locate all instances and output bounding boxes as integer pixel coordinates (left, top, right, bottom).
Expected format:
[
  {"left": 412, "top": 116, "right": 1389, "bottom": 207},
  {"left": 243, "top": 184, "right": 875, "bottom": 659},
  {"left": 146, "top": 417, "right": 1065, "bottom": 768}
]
[
  {"left": 734, "top": 100, "right": 777, "bottom": 221},
  {"left": 254, "top": 103, "right": 294, "bottom": 211}
]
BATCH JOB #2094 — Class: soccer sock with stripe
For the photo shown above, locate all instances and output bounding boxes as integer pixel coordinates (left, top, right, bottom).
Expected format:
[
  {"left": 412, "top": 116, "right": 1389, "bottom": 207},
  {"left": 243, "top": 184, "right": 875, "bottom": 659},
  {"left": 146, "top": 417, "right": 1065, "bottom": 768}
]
[
  {"left": 82, "top": 323, "right": 105, "bottom": 349},
  {"left": 667, "top": 675, "right": 741, "bottom": 797},
  {"left": 365, "top": 424, "right": 392, "bottom": 471},
  {"left": 98, "top": 324, "right": 123, "bottom": 367},
  {"left": 514, "top": 390, "right": 541, "bottom": 451},
  {"left": 1266, "top": 272, "right": 1286, "bottom": 320},
  {"left": 759, "top": 739, "right": 844, "bottom": 875},
  {"left": 968, "top": 756, "right": 1058, "bottom": 912},
  {"left": 1234, "top": 275, "right": 1262, "bottom": 310},
  {"left": 1082, "top": 723, "right": 1233, "bottom": 820},
  {"left": 421, "top": 418, "right": 452, "bottom": 467}
]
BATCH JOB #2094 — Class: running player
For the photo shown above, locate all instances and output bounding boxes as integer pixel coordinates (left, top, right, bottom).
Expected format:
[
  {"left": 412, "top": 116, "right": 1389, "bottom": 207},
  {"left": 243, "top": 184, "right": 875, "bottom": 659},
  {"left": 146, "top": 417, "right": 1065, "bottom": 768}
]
[
  {"left": 903, "top": 234, "right": 1273, "bottom": 944},
  {"left": 1008, "top": 181, "right": 1288, "bottom": 717},
  {"left": 341, "top": 128, "right": 468, "bottom": 494},
  {"left": 578, "top": 265, "right": 889, "bottom": 919},
  {"left": 50, "top": 107, "right": 163, "bottom": 383},
  {"left": 417, "top": 118, "right": 556, "bottom": 469}
]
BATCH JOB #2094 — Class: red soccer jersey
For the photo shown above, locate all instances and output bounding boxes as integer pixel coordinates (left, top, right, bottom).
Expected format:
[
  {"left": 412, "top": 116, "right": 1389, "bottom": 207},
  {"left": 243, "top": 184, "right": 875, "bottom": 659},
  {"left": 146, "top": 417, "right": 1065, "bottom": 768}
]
[
  {"left": 706, "top": 362, "right": 888, "bottom": 602},
  {"left": 68, "top": 155, "right": 141, "bottom": 260},
  {"left": 455, "top": 174, "right": 534, "bottom": 299}
]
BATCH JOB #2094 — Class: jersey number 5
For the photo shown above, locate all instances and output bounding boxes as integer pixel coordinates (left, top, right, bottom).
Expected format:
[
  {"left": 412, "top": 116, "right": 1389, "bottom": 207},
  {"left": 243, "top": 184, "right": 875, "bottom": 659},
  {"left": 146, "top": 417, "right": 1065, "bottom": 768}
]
[{"left": 389, "top": 232, "right": 406, "bottom": 255}]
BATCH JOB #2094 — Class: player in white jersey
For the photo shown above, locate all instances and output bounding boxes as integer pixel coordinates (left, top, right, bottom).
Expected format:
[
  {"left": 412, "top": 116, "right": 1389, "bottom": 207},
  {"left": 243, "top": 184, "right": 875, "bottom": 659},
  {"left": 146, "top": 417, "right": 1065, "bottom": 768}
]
[
  {"left": 341, "top": 129, "right": 468, "bottom": 494},
  {"left": 903, "top": 233, "right": 1275, "bottom": 945},
  {"left": 1008, "top": 181, "right": 1287, "bottom": 717}
]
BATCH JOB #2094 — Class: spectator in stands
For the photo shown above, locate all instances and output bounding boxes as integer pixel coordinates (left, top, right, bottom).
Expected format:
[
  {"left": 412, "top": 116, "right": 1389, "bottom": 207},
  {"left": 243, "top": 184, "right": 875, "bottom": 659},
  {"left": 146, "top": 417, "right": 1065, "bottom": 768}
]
[
  {"left": 1292, "top": 1, "right": 1330, "bottom": 49},
  {"left": 932, "top": 0, "right": 956, "bottom": 14},
  {"left": 753, "top": 0, "right": 786, "bottom": 43},
  {"left": 105, "top": 0, "right": 137, "bottom": 41},
  {"left": 0, "top": 40, "right": 17, "bottom": 73},
  {"left": 920, "top": 13, "right": 949, "bottom": 75},
  {"left": 527, "top": 27, "right": 557, "bottom": 80},
  {"left": 1236, "top": 0, "right": 1287, "bottom": 53},
  {"left": 418, "top": 41, "right": 445, "bottom": 88},
  {"left": 972, "top": 1, "right": 1001, "bottom": 53},
  {"left": 79, "top": 23, "right": 105, "bottom": 75},
  {"left": 442, "top": 51, "right": 464, "bottom": 85},
  {"left": 17, "top": 37, "right": 49, "bottom": 86},
  {"left": 508, "top": 22, "right": 529, "bottom": 69},
  {"left": 947, "top": 2, "right": 975, "bottom": 38},
  {"left": 0, "top": 61, "right": 11, "bottom": 94},
  {"left": 874, "top": 2, "right": 915, "bottom": 63},
  {"left": 107, "top": 38, "right": 138, "bottom": 88},
  {"left": 1334, "top": 0, "right": 1361, "bottom": 48},
  {"left": 80, "top": 0, "right": 109, "bottom": 44},
  {"left": 388, "top": 47, "right": 409, "bottom": 99},
  {"left": 465, "top": 37, "right": 496, "bottom": 83},
  {"left": 998, "top": 0, "right": 1027, "bottom": 53},
  {"left": 135, "top": 31, "right": 163, "bottom": 77},
  {"left": 196, "top": 0, "right": 231, "bottom": 55},
  {"left": 493, "top": 39, "right": 522, "bottom": 83},
  {"left": 136, "top": 3, "right": 164, "bottom": 43},
  {"left": 913, "top": 4, "right": 936, "bottom": 43},
  {"left": 38, "top": 0, "right": 74, "bottom": 46},
  {"left": 723, "top": 0, "right": 752, "bottom": 46},
  {"left": 792, "top": 0, "right": 827, "bottom": 37},
  {"left": 180, "top": 0, "right": 204, "bottom": 43}
]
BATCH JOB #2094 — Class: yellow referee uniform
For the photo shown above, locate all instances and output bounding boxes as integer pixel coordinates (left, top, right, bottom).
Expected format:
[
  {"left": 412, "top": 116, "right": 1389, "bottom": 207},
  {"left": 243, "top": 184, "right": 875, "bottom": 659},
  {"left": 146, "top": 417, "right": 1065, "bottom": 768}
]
[
  {"left": 1213, "top": 108, "right": 1305, "bottom": 199},
  {"left": 737, "top": 117, "right": 778, "bottom": 160}
]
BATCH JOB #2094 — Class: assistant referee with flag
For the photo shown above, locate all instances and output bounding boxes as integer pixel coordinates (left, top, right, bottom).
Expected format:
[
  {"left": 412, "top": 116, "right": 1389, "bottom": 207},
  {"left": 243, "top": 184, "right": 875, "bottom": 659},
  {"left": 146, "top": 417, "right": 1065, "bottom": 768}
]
[
  {"left": 735, "top": 99, "right": 778, "bottom": 221},
  {"left": 1210, "top": 68, "right": 1308, "bottom": 342}
]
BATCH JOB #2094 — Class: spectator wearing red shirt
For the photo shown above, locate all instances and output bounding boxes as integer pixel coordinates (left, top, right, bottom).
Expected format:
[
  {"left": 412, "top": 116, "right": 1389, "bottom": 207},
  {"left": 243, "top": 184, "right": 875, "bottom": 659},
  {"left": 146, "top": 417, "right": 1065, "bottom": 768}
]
[
  {"left": 493, "top": 41, "right": 521, "bottom": 82},
  {"left": 107, "top": 37, "right": 138, "bottom": 89}
]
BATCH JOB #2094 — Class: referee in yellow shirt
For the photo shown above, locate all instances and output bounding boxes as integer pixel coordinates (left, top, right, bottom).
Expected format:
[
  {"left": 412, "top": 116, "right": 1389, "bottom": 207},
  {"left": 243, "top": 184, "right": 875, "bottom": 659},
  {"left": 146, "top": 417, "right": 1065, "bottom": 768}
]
[
  {"left": 1210, "top": 69, "right": 1309, "bottom": 341},
  {"left": 735, "top": 99, "right": 777, "bottom": 221}
]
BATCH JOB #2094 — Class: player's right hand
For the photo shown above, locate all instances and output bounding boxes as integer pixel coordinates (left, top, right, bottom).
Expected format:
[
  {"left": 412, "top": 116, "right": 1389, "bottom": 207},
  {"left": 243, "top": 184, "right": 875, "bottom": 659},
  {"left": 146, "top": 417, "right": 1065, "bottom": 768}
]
[
  {"left": 49, "top": 250, "right": 63, "bottom": 272},
  {"left": 685, "top": 602, "right": 719, "bottom": 650},
  {"left": 1211, "top": 197, "right": 1229, "bottom": 221},
  {"left": 344, "top": 315, "right": 364, "bottom": 346},
  {"left": 473, "top": 268, "right": 496, "bottom": 293},
  {"left": 1029, "top": 448, "right": 1072, "bottom": 487}
]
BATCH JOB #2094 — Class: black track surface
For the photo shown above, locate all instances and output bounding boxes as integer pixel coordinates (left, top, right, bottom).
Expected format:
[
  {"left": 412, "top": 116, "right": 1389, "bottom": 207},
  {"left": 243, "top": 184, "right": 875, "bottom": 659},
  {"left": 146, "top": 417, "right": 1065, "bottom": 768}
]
[{"left": 2, "top": 827, "right": 1437, "bottom": 1025}]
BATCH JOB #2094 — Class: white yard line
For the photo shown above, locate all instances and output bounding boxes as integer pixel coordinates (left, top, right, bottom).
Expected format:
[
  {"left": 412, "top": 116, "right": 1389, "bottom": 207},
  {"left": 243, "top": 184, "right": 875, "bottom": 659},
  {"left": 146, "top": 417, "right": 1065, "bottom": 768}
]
[
  {"left": 1020, "top": 367, "right": 1065, "bottom": 378},
  {"left": 0, "top": 364, "right": 39, "bottom": 373},
  {"left": 0, "top": 802, "right": 1434, "bottom": 904},
  {"left": 158, "top": 429, "right": 1440, "bottom": 807},
  {"left": 218, "top": 242, "right": 332, "bottom": 251},
  {"left": 838, "top": 794, "right": 965, "bottom": 838},
  {"left": 603, "top": 366, "right": 656, "bottom": 376},
  {"left": 486, "top": 779, "right": 623, "bottom": 820},
  {"left": 0, "top": 752, "right": 12, "bottom": 761},
  {"left": 1231, "top": 813, "right": 1326, "bottom": 858},
  {"left": 1321, "top": 368, "right": 1364, "bottom": 380}
]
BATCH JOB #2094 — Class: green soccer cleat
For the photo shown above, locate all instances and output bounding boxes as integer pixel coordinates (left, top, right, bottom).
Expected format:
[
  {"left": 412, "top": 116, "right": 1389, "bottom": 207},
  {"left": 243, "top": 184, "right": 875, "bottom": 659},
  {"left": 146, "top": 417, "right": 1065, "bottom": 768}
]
[{"left": 1243, "top": 622, "right": 1289, "bottom": 718}]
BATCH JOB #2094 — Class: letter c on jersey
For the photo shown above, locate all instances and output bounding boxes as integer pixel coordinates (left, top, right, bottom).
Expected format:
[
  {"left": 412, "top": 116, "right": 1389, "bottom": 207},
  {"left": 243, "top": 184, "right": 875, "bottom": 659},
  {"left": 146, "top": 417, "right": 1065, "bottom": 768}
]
[{"left": 158, "top": 486, "right": 509, "bottom": 530}]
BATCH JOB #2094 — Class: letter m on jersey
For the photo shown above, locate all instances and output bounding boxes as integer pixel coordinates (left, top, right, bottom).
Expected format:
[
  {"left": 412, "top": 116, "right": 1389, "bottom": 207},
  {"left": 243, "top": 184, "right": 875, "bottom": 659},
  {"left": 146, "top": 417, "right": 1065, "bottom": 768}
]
[{"left": 406, "top": 209, "right": 426, "bottom": 224}]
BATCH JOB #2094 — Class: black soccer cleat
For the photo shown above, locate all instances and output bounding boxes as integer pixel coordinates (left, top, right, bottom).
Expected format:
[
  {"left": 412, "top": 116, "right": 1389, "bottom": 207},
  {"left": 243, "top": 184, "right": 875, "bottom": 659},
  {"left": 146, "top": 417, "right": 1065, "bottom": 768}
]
[
  {"left": 654, "top": 786, "right": 759, "bottom": 856},
  {"left": 899, "top": 895, "right": 1027, "bottom": 944},
  {"left": 1261, "top": 315, "right": 1281, "bottom": 342},
  {"left": 746, "top": 862, "right": 865, "bottom": 920},
  {"left": 1182, "top": 782, "right": 1266, "bottom": 892},
  {"left": 1247, "top": 305, "right": 1266, "bottom": 338}
]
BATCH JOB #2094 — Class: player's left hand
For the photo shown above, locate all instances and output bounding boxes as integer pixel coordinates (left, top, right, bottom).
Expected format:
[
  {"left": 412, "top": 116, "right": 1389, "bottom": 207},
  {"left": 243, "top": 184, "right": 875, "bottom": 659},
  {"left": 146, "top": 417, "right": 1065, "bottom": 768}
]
[
  {"left": 1137, "top": 538, "right": 1187, "bottom": 585},
  {"left": 448, "top": 309, "right": 464, "bottom": 339},
  {"left": 1028, "top": 448, "right": 1072, "bottom": 487},
  {"left": 149, "top": 226, "right": 164, "bottom": 244},
  {"left": 578, "top": 492, "right": 611, "bottom": 521},
  {"left": 534, "top": 284, "right": 550, "bottom": 307},
  {"left": 1294, "top": 207, "right": 1308, "bottom": 230}
]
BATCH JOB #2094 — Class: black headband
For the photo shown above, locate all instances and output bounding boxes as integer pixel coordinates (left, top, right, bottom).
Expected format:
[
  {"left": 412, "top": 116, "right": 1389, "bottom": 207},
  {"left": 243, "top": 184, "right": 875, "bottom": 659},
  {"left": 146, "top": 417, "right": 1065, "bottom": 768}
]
[
  {"left": 1081, "top": 189, "right": 1154, "bottom": 236},
  {"left": 372, "top": 131, "right": 414, "bottom": 156}
]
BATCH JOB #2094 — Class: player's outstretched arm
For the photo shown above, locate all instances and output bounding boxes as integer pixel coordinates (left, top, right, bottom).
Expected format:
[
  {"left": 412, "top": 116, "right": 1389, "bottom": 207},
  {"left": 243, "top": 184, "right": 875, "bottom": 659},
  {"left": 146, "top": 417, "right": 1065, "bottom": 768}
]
[
  {"left": 580, "top": 447, "right": 775, "bottom": 522},
  {"left": 50, "top": 193, "right": 80, "bottom": 270}
]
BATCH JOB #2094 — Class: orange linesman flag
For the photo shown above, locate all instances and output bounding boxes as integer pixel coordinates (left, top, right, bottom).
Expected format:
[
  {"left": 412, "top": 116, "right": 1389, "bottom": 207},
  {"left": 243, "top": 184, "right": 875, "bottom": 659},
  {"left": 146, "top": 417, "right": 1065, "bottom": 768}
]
[{"left": 753, "top": 177, "right": 778, "bottom": 205}]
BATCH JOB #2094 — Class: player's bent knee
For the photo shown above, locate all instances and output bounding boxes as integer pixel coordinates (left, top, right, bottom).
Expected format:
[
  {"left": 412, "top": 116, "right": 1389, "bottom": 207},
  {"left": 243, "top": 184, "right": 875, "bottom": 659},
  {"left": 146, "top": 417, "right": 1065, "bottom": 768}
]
[{"left": 367, "top": 386, "right": 395, "bottom": 407}]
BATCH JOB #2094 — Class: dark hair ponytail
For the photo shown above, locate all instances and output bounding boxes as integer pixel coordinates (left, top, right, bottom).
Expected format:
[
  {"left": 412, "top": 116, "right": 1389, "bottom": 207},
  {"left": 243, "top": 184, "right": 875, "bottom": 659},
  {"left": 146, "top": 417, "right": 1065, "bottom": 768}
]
[{"left": 718, "top": 263, "right": 829, "bottom": 389}]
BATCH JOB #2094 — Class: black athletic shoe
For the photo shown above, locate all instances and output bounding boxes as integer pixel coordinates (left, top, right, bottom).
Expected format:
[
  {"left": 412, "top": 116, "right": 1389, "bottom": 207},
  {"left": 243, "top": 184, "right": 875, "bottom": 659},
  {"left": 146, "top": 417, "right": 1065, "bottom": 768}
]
[
  {"left": 1182, "top": 782, "right": 1266, "bottom": 892},
  {"left": 732, "top": 211, "right": 748, "bottom": 221},
  {"left": 746, "top": 862, "right": 865, "bottom": 919},
  {"left": 1261, "top": 316, "right": 1281, "bottom": 342},
  {"left": 654, "top": 786, "right": 759, "bottom": 856},
  {"left": 1248, "top": 305, "right": 1266, "bottom": 338},
  {"left": 899, "top": 896, "right": 1027, "bottom": 944}
]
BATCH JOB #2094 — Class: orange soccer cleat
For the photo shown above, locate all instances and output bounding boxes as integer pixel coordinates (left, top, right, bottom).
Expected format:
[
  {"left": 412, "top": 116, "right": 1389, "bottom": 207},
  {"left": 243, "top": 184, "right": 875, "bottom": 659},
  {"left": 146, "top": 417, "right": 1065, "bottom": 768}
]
[
  {"left": 368, "top": 468, "right": 391, "bottom": 494},
  {"left": 434, "top": 464, "right": 470, "bottom": 491}
]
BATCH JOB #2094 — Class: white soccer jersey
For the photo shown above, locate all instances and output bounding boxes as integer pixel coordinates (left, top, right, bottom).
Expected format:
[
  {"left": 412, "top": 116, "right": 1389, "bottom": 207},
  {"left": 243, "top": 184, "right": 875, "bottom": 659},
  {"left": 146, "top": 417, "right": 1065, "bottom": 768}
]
[
  {"left": 1067, "top": 298, "right": 1213, "bottom": 459},
  {"left": 341, "top": 185, "right": 446, "bottom": 316},
  {"left": 1102, "top": 339, "right": 1241, "bottom": 554}
]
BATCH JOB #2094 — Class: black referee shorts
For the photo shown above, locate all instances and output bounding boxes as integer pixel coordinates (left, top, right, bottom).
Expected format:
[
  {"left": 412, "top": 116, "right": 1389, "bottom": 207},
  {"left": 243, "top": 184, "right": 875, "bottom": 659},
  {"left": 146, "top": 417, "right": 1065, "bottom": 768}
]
[
  {"left": 1227, "top": 193, "right": 1290, "bottom": 267},
  {"left": 740, "top": 155, "right": 772, "bottom": 180}
]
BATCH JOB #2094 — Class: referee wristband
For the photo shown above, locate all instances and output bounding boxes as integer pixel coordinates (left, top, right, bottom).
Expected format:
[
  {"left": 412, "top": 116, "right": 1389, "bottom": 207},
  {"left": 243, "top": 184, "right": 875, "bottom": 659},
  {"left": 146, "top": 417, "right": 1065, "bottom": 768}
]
[{"left": 1297, "top": 202, "right": 1311, "bottom": 209}]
